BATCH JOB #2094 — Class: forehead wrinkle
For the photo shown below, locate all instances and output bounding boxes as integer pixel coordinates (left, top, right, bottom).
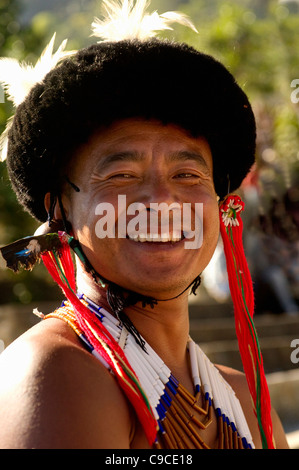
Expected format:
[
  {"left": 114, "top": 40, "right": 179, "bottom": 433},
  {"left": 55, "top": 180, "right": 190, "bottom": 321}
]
[
  {"left": 167, "top": 150, "right": 211, "bottom": 173},
  {"left": 94, "top": 150, "right": 145, "bottom": 172}
]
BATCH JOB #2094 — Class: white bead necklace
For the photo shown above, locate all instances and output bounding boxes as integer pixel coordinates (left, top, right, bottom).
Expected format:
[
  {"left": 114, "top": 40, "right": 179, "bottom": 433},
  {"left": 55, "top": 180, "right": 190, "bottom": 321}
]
[{"left": 79, "top": 294, "right": 255, "bottom": 449}]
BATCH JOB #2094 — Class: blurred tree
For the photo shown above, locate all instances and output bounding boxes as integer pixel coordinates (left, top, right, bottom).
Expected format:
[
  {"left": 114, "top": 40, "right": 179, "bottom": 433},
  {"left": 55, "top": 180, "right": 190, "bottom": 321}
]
[
  {"left": 177, "top": 0, "right": 299, "bottom": 207},
  {"left": 0, "top": 0, "right": 62, "bottom": 305}
]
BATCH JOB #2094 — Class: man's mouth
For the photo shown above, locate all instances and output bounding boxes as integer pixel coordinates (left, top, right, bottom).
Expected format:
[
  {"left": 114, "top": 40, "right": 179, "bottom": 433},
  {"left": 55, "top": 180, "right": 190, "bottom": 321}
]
[{"left": 127, "top": 231, "right": 186, "bottom": 243}]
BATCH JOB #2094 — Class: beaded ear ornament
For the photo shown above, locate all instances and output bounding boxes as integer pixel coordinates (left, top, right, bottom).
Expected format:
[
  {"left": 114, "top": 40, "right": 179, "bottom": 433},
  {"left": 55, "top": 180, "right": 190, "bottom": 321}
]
[{"left": 219, "top": 194, "right": 274, "bottom": 449}]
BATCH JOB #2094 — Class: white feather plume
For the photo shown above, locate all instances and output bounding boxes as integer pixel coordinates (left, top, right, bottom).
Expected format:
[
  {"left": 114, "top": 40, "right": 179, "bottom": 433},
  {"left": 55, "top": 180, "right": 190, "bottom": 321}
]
[
  {"left": 0, "top": 33, "right": 76, "bottom": 161},
  {"left": 0, "top": 116, "right": 13, "bottom": 162},
  {"left": 0, "top": 33, "right": 74, "bottom": 107},
  {"left": 91, "top": 0, "right": 198, "bottom": 42}
]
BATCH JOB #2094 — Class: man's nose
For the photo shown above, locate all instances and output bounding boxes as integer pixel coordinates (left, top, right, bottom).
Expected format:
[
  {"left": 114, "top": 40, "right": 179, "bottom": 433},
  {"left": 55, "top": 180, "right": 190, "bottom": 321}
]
[{"left": 140, "top": 175, "right": 179, "bottom": 206}]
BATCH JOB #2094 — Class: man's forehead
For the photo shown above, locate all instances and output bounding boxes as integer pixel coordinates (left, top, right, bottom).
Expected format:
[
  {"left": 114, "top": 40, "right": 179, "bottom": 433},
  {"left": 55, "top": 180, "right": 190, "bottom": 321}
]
[
  {"left": 93, "top": 150, "right": 212, "bottom": 175},
  {"left": 77, "top": 118, "right": 213, "bottom": 167},
  {"left": 91, "top": 118, "right": 206, "bottom": 146}
]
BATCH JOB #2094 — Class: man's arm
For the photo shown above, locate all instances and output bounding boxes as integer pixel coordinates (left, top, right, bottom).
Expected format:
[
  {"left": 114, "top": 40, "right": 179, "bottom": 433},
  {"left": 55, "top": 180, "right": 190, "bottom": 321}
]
[{"left": 0, "top": 320, "right": 133, "bottom": 449}]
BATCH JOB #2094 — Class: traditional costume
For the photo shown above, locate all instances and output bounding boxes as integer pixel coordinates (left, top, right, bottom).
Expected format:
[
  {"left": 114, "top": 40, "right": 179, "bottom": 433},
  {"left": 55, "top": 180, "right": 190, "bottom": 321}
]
[{"left": 0, "top": 0, "right": 274, "bottom": 449}]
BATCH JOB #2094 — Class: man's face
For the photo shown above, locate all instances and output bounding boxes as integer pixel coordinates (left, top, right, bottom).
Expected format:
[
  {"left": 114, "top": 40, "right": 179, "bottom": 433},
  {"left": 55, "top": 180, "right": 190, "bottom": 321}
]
[{"left": 64, "top": 118, "right": 220, "bottom": 299}]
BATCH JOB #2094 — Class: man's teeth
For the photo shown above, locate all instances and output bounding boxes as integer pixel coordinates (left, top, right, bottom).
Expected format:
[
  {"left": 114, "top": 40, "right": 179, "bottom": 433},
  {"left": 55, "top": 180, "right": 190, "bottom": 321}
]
[{"left": 128, "top": 232, "right": 182, "bottom": 242}]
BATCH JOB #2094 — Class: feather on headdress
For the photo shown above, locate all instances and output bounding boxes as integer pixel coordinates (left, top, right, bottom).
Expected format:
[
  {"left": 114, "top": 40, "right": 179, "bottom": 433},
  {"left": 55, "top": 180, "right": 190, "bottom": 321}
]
[
  {"left": 0, "top": 33, "right": 75, "bottom": 161},
  {"left": 91, "top": 0, "right": 198, "bottom": 42}
]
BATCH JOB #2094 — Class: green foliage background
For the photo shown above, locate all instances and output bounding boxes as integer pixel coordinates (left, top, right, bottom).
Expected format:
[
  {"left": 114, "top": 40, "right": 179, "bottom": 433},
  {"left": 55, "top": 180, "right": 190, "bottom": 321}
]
[{"left": 0, "top": 0, "right": 298, "bottom": 305}]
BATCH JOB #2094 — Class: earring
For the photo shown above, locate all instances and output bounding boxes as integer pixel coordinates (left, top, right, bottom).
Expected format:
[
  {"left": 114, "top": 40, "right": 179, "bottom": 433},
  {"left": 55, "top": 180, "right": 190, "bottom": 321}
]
[{"left": 219, "top": 194, "right": 274, "bottom": 449}]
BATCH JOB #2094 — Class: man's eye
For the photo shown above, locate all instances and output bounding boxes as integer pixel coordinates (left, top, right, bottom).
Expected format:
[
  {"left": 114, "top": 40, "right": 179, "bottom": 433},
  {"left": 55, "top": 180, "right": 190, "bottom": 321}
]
[
  {"left": 110, "top": 173, "right": 134, "bottom": 179},
  {"left": 175, "top": 173, "right": 198, "bottom": 178}
]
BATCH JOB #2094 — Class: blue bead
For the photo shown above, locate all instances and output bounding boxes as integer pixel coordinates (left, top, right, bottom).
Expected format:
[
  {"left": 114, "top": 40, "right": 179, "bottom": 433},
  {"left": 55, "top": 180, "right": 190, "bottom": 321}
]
[
  {"left": 242, "top": 437, "right": 249, "bottom": 448},
  {"left": 79, "top": 334, "right": 94, "bottom": 352},
  {"left": 157, "top": 402, "right": 167, "bottom": 420},
  {"left": 158, "top": 420, "right": 165, "bottom": 434},
  {"left": 166, "top": 382, "right": 177, "bottom": 396},
  {"left": 161, "top": 394, "right": 172, "bottom": 408},
  {"left": 170, "top": 374, "right": 179, "bottom": 386}
]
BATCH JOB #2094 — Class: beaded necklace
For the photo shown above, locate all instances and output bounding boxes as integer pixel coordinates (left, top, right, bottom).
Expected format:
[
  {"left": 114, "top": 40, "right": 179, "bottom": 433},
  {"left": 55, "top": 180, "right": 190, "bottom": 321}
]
[{"left": 44, "top": 294, "right": 254, "bottom": 449}]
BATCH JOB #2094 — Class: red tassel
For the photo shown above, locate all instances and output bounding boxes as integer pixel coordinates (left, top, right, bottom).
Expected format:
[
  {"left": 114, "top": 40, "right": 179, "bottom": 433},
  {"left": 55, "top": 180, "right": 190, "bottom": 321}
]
[
  {"left": 41, "top": 234, "right": 158, "bottom": 446},
  {"left": 219, "top": 195, "right": 275, "bottom": 449}
]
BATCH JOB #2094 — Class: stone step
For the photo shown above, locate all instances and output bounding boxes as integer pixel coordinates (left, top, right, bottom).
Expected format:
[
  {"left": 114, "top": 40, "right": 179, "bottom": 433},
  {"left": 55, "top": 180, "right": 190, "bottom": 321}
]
[
  {"left": 188, "top": 298, "right": 234, "bottom": 320},
  {"left": 190, "top": 313, "right": 299, "bottom": 343},
  {"left": 198, "top": 335, "right": 298, "bottom": 374},
  {"left": 189, "top": 312, "right": 299, "bottom": 373},
  {"left": 267, "top": 369, "right": 299, "bottom": 447}
]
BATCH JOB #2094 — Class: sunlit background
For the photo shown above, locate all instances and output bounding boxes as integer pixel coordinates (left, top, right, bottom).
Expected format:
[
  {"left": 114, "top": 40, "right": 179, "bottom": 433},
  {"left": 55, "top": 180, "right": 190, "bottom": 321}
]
[{"left": 0, "top": 0, "right": 299, "bottom": 447}]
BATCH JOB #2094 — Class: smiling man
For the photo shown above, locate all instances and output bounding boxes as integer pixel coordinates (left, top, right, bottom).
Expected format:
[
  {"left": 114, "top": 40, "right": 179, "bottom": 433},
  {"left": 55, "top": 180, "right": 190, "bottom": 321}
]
[
  {"left": 0, "top": 0, "right": 289, "bottom": 449},
  {"left": 66, "top": 119, "right": 218, "bottom": 300}
]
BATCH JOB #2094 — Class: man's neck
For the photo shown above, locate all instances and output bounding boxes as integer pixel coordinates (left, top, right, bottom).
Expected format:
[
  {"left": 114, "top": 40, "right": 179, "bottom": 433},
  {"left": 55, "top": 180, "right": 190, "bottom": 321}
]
[{"left": 76, "top": 267, "right": 192, "bottom": 382}]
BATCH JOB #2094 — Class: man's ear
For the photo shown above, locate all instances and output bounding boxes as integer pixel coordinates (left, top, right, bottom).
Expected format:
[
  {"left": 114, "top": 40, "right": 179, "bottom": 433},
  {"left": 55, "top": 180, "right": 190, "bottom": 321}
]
[
  {"left": 44, "top": 192, "right": 69, "bottom": 220},
  {"left": 43, "top": 192, "right": 72, "bottom": 234},
  {"left": 44, "top": 192, "right": 53, "bottom": 214}
]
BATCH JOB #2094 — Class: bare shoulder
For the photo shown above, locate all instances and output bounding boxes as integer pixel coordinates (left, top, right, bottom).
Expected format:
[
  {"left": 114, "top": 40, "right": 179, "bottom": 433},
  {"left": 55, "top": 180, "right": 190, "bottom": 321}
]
[
  {"left": 216, "top": 364, "right": 289, "bottom": 449},
  {"left": 0, "top": 318, "right": 132, "bottom": 449}
]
